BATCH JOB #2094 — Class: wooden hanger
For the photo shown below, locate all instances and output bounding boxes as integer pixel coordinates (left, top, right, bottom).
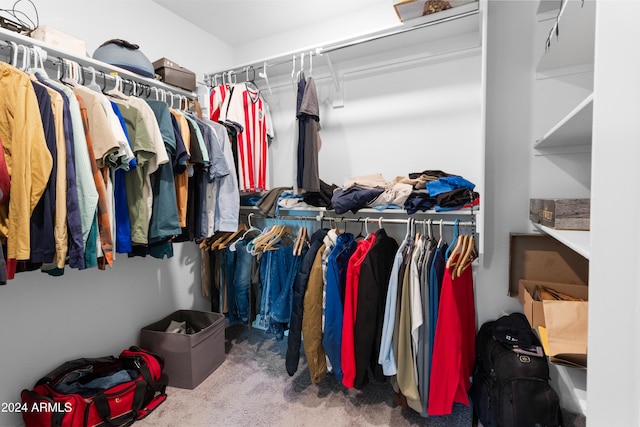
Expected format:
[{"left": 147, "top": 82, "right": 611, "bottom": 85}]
[
  {"left": 208, "top": 231, "right": 232, "bottom": 251},
  {"left": 445, "top": 233, "right": 467, "bottom": 271},
  {"left": 456, "top": 233, "right": 478, "bottom": 277},
  {"left": 217, "top": 224, "right": 248, "bottom": 250},
  {"left": 293, "top": 226, "right": 307, "bottom": 256},
  {"left": 264, "top": 226, "right": 295, "bottom": 252}
]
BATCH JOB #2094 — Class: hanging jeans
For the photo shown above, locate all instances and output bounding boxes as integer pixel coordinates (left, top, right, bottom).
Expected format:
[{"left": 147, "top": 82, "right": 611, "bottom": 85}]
[
  {"left": 232, "top": 240, "right": 252, "bottom": 322},
  {"left": 259, "top": 245, "right": 299, "bottom": 340},
  {"left": 222, "top": 242, "right": 254, "bottom": 324}
]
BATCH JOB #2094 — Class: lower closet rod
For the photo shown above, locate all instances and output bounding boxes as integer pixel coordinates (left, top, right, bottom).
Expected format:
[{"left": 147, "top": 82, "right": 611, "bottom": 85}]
[
  {"left": 249, "top": 213, "right": 474, "bottom": 228},
  {"left": 322, "top": 217, "right": 475, "bottom": 228}
]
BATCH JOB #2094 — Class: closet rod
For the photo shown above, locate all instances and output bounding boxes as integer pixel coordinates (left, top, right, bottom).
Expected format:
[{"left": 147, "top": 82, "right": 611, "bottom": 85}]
[
  {"left": 203, "top": 6, "right": 479, "bottom": 82},
  {"left": 0, "top": 27, "right": 197, "bottom": 98},
  {"left": 246, "top": 213, "right": 475, "bottom": 228}
]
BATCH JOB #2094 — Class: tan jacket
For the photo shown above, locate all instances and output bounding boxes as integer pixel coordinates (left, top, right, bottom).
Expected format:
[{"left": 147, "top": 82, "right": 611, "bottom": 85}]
[
  {"left": 0, "top": 63, "right": 52, "bottom": 260},
  {"left": 302, "top": 243, "right": 327, "bottom": 383}
]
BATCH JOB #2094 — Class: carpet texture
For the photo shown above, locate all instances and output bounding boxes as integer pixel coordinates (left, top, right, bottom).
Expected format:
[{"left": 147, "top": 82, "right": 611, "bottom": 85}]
[{"left": 136, "top": 324, "right": 473, "bottom": 427}]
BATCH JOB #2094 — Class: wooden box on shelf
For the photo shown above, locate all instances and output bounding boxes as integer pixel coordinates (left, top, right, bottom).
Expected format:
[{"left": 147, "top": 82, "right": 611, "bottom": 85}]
[
  {"left": 530, "top": 198, "right": 590, "bottom": 230},
  {"left": 392, "top": 0, "right": 476, "bottom": 22}
]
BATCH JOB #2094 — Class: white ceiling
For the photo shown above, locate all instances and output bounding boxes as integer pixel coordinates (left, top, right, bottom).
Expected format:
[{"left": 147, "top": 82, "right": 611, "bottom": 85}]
[{"left": 152, "top": 0, "right": 390, "bottom": 47}]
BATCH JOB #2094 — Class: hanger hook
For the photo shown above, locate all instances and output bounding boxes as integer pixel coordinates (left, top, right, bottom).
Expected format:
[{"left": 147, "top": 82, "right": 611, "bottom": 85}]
[{"left": 378, "top": 217, "right": 383, "bottom": 229}]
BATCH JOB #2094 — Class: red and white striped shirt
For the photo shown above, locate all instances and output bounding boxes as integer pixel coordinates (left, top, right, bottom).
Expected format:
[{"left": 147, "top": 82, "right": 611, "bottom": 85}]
[
  {"left": 209, "top": 84, "right": 229, "bottom": 123},
  {"left": 220, "top": 83, "right": 270, "bottom": 192}
]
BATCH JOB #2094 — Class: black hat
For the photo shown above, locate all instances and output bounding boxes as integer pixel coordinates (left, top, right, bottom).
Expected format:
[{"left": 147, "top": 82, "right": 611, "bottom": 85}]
[{"left": 492, "top": 312, "right": 538, "bottom": 349}]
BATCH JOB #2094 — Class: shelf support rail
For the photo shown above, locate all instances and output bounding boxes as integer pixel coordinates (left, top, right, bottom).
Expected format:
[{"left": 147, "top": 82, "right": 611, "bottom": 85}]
[
  {"left": 0, "top": 31, "right": 197, "bottom": 99},
  {"left": 203, "top": 7, "right": 480, "bottom": 85}
]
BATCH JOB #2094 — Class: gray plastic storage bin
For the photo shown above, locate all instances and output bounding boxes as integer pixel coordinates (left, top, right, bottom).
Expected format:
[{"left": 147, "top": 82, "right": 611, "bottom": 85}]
[{"left": 140, "top": 310, "right": 225, "bottom": 389}]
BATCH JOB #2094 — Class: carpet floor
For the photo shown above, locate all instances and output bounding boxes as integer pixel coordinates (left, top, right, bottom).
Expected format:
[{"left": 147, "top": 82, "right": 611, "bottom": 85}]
[{"left": 136, "top": 324, "right": 473, "bottom": 427}]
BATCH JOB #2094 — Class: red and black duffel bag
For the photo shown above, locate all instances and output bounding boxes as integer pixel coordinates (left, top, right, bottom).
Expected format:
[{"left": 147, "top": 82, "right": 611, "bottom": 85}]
[{"left": 21, "top": 346, "right": 167, "bottom": 427}]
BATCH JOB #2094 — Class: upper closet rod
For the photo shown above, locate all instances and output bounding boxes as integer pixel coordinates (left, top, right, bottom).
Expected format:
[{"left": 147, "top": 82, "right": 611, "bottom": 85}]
[
  {"left": 203, "top": 6, "right": 479, "bottom": 83},
  {"left": 0, "top": 27, "right": 196, "bottom": 98}
]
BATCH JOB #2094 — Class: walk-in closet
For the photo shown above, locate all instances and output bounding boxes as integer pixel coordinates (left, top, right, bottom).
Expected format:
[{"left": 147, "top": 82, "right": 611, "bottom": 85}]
[{"left": 0, "top": 1, "right": 637, "bottom": 426}]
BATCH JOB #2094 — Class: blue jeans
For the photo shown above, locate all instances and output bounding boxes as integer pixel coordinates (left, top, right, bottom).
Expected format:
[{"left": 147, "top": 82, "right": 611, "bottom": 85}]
[
  {"left": 259, "top": 245, "right": 299, "bottom": 339},
  {"left": 223, "top": 248, "right": 239, "bottom": 324},
  {"left": 233, "top": 240, "right": 252, "bottom": 322}
]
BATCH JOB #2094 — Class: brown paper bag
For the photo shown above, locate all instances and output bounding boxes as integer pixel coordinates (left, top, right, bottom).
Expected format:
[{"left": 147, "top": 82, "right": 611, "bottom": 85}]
[{"left": 543, "top": 300, "right": 588, "bottom": 369}]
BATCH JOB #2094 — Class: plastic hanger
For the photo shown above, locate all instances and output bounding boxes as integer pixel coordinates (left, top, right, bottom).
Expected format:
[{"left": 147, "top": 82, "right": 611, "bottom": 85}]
[
  {"left": 291, "top": 54, "right": 297, "bottom": 89},
  {"left": 8, "top": 41, "right": 18, "bottom": 67},
  {"left": 17, "top": 44, "right": 29, "bottom": 71},
  {"left": 85, "top": 66, "right": 102, "bottom": 92},
  {"left": 437, "top": 219, "right": 445, "bottom": 248},
  {"left": 445, "top": 219, "right": 460, "bottom": 259},
  {"left": 151, "top": 87, "right": 160, "bottom": 101},
  {"left": 228, "top": 213, "right": 262, "bottom": 251},
  {"left": 296, "top": 52, "right": 305, "bottom": 82},
  {"left": 309, "top": 50, "right": 313, "bottom": 77},
  {"left": 166, "top": 91, "right": 174, "bottom": 108},
  {"left": 259, "top": 61, "right": 272, "bottom": 95}
]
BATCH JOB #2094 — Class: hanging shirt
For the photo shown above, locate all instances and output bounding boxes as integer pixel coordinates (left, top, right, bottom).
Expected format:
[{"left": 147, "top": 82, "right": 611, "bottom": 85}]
[
  {"left": 73, "top": 85, "right": 121, "bottom": 168},
  {"left": 29, "top": 81, "right": 57, "bottom": 266},
  {"left": 36, "top": 74, "right": 97, "bottom": 255},
  {"left": 170, "top": 110, "right": 192, "bottom": 228},
  {"left": 76, "top": 96, "right": 113, "bottom": 268},
  {"left": 35, "top": 77, "right": 84, "bottom": 271},
  {"left": 341, "top": 233, "right": 377, "bottom": 388},
  {"left": 34, "top": 83, "right": 68, "bottom": 269},
  {"left": 146, "top": 101, "right": 181, "bottom": 246},
  {"left": 208, "top": 120, "right": 239, "bottom": 233},
  {"left": 220, "top": 82, "right": 270, "bottom": 192},
  {"left": 209, "top": 83, "right": 229, "bottom": 122},
  {"left": 353, "top": 228, "right": 399, "bottom": 389},
  {"left": 427, "top": 255, "right": 476, "bottom": 416},
  {"left": 111, "top": 99, "right": 155, "bottom": 245},
  {"left": 0, "top": 64, "right": 52, "bottom": 273},
  {"left": 323, "top": 232, "right": 357, "bottom": 382},
  {"left": 298, "top": 76, "right": 321, "bottom": 192},
  {"left": 110, "top": 102, "right": 133, "bottom": 254},
  {"left": 379, "top": 235, "right": 410, "bottom": 376}
]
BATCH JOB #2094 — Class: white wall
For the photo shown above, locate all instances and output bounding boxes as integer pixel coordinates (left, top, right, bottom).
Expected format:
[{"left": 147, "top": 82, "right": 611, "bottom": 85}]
[
  {"left": 477, "top": 0, "right": 535, "bottom": 327},
  {"left": 588, "top": 1, "right": 640, "bottom": 425},
  {"left": 0, "top": 2, "right": 231, "bottom": 426},
  {"left": 30, "top": 0, "right": 233, "bottom": 82}
]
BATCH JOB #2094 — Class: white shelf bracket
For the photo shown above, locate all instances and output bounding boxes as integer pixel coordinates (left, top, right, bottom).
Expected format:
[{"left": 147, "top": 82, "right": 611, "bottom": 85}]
[{"left": 323, "top": 52, "right": 344, "bottom": 108}]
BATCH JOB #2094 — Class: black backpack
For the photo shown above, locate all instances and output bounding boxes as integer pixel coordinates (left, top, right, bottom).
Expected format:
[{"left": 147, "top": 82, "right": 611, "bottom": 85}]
[{"left": 469, "top": 313, "right": 563, "bottom": 427}]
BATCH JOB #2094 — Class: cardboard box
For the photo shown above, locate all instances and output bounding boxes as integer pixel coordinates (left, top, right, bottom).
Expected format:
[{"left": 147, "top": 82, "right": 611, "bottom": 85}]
[
  {"left": 519, "top": 279, "right": 588, "bottom": 369},
  {"left": 530, "top": 198, "right": 590, "bottom": 230},
  {"left": 153, "top": 57, "right": 196, "bottom": 92},
  {"left": 140, "top": 310, "right": 225, "bottom": 389},
  {"left": 31, "top": 25, "right": 87, "bottom": 57},
  {"left": 509, "top": 233, "right": 589, "bottom": 297}
]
